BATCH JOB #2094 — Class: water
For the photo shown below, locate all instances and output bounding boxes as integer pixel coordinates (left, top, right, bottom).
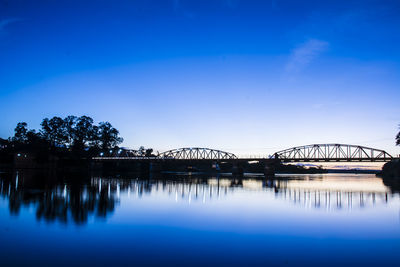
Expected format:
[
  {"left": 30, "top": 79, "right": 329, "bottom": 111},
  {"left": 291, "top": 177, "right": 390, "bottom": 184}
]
[{"left": 0, "top": 171, "right": 399, "bottom": 266}]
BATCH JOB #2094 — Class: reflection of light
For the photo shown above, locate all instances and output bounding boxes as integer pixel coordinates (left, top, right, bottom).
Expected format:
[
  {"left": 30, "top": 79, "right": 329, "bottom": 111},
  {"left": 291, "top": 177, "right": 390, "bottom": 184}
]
[
  {"left": 291, "top": 162, "right": 386, "bottom": 171},
  {"left": 208, "top": 179, "right": 218, "bottom": 186},
  {"left": 208, "top": 179, "right": 233, "bottom": 187},
  {"left": 242, "top": 179, "right": 263, "bottom": 190},
  {"left": 219, "top": 179, "right": 232, "bottom": 187},
  {"left": 286, "top": 178, "right": 389, "bottom": 193},
  {"left": 15, "top": 172, "right": 18, "bottom": 190}
]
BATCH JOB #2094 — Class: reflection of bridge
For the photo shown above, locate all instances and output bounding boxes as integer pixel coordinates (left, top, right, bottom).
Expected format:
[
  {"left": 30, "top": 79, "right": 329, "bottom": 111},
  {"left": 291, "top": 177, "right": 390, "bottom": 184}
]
[
  {"left": 106, "top": 176, "right": 392, "bottom": 211},
  {"left": 94, "top": 144, "right": 393, "bottom": 162}
]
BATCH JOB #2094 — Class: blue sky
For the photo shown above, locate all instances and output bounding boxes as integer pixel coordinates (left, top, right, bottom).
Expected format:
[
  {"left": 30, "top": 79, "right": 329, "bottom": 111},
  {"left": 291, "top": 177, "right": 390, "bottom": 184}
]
[{"left": 0, "top": 0, "right": 399, "bottom": 156}]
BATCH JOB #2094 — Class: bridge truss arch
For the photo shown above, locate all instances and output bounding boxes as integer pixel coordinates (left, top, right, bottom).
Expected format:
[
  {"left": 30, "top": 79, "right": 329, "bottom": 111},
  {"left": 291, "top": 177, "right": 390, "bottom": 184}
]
[
  {"left": 273, "top": 144, "right": 393, "bottom": 162},
  {"left": 157, "top": 147, "right": 237, "bottom": 160}
]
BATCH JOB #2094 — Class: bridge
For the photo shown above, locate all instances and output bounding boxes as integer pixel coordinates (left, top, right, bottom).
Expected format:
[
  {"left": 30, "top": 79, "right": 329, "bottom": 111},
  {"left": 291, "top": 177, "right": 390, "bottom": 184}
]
[
  {"left": 158, "top": 147, "right": 237, "bottom": 160},
  {"left": 92, "top": 144, "right": 394, "bottom": 175},
  {"left": 273, "top": 144, "right": 392, "bottom": 162},
  {"left": 94, "top": 144, "right": 393, "bottom": 162}
]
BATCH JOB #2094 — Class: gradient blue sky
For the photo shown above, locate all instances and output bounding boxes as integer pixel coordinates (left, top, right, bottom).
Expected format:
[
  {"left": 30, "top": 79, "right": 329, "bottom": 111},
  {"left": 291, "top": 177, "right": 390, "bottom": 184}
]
[{"left": 1, "top": 0, "right": 399, "bottom": 156}]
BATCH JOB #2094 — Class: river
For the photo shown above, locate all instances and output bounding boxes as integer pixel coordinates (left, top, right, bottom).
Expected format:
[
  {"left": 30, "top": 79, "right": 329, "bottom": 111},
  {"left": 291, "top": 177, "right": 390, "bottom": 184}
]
[{"left": 0, "top": 171, "right": 399, "bottom": 266}]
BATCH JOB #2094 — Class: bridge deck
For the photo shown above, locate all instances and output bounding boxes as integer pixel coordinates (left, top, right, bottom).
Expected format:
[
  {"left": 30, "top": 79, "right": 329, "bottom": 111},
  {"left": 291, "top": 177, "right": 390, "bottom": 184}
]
[{"left": 92, "top": 157, "right": 394, "bottom": 162}]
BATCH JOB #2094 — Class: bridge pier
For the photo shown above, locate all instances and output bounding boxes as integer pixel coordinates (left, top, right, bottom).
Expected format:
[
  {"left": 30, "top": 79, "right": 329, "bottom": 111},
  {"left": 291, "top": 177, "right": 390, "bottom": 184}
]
[
  {"left": 260, "top": 160, "right": 276, "bottom": 177},
  {"left": 263, "top": 164, "right": 275, "bottom": 177},
  {"left": 232, "top": 163, "right": 244, "bottom": 176}
]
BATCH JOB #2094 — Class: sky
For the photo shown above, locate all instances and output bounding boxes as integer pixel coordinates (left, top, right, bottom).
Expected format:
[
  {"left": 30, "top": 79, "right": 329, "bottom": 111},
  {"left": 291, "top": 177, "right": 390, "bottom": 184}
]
[{"left": 0, "top": 0, "right": 399, "bottom": 157}]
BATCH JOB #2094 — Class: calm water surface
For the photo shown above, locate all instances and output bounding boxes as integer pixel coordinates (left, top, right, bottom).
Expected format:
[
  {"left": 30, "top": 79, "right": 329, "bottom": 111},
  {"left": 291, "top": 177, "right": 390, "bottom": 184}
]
[{"left": 0, "top": 171, "right": 399, "bottom": 266}]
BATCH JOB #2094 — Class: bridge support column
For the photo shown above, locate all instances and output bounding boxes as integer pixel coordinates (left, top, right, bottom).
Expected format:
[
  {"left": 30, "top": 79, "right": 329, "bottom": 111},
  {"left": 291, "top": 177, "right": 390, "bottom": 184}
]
[
  {"left": 263, "top": 161, "right": 275, "bottom": 177},
  {"left": 232, "top": 163, "right": 244, "bottom": 176}
]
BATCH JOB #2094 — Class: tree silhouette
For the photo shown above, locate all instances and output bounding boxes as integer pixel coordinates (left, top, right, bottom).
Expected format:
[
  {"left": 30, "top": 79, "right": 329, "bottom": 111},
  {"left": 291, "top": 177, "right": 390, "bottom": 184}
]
[
  {"left": 64, "top": 115, "right": 77, "bottom": 147},
  {"left": 97, "top": 122, "right": 123, "bottom": 151},
  {"left": 396, "top": 125, "right": 400, "bottom": 146},
  {"left": 2, "top": 115, "right": 125, "bottom": 161},
  {"left": 90, "top": 125, "right": 100, "bottom": 149},
  {"left": 12, "top": 122, "right": 29, "bottom": 143},
  {"left": 40, "top": 117, "right": 67, "bottom": 147},
  {"left": 145, "top": 148, "right": 154, "bottom": 157},
  {"left": 26, "top": 129, "right": 42, "bottom": 145},
  {"left": 72, "top": 116, "right": 95, "bottom": 151}
]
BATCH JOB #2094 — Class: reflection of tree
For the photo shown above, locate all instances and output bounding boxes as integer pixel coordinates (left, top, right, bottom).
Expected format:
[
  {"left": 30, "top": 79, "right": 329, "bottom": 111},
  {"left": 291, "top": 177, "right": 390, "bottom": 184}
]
[
  {"left": 36, "top": 192, "right": 68, "bottom": 223},
  {"left": 0, "top": 171, "right": 117, "bottom": 225},
  {"left": 382, "top": 176, "right": 400, "bottom": 194}
]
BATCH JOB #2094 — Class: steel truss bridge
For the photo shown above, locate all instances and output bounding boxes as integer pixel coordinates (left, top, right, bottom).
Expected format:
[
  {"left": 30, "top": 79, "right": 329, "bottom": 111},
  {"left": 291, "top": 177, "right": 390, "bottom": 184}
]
[
  {"left": 273, "top": 144, "right": 393, "bottom": 162},
  {"left": 93, "top": 144, "right": 393, "bottom": 162},
  {"left": 158, "top": 147, "right": 237, "bottom": 160}
]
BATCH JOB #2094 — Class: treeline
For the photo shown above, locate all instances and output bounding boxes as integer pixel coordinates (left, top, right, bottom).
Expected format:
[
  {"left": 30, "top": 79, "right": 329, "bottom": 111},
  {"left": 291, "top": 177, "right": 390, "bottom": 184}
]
[{"left": 1, "top": 115, "right": 125, "bottom": 160}]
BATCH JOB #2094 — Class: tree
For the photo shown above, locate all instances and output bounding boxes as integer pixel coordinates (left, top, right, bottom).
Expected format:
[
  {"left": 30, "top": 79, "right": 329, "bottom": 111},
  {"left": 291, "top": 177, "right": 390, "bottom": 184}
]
[
  {"left": 5, "top": 115, "right": 125, "bottom": 159},
  {"left": 40, "top": 117, "right": 67, "bottom": 147},
  {"left": 71, "top": 116, "right": 95, "bottom": 151},
  {"left": 97, "top": 122, "right": 123, "bottom": 151},
  {"left": 396, "top": 125, "right": 400, "bottom": 146},
  {"left": 12, "top": 122, "right": 28, "bottom": 143},
  {"left": 63, "top": 115, "right": 77, "bottom": 147},
  {"left": 26, "top": 129, "right": 42, "bottom": 144},
  {"left": 90, "top": 125, "right": 100, "bottom": 149},
  {"left": 145, "top": 148, "right": 154, "bottom": 157}
]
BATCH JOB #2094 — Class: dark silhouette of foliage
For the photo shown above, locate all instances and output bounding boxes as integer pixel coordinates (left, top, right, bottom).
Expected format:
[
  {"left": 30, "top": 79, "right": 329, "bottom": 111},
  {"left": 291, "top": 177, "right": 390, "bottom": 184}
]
[
  {"left": 97, "top": 122, "right": 123, "bottom": 151},
  {"left": 1, "top": 115, "right": 124, "bottom": 162},
  {"left": 396, "top": 125, "right": 400, "bottom": 146},
  {"left": 71, "top": 116, "right": 95, "bottom": 151},
  {"left": 12, "top": 122, "right": 29, "bottom": 143},
  {"left": 40, "top": 117, "right": 67, "bottom": 147},
  {"left": 64, "top": 115, "right": 77, "bottom": 147},
  {"left": 145, "top": 148, "right": 154, "bottom": 157}
]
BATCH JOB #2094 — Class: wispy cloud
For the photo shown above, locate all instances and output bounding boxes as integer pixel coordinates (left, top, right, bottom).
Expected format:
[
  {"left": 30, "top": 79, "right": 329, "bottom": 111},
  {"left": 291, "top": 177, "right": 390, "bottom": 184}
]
[
  {"left": 285, "top": 39, "right": 329, "bottom": 74},
  {"left": 0, "top": 18, "right": 23, "bottom": 34}
]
